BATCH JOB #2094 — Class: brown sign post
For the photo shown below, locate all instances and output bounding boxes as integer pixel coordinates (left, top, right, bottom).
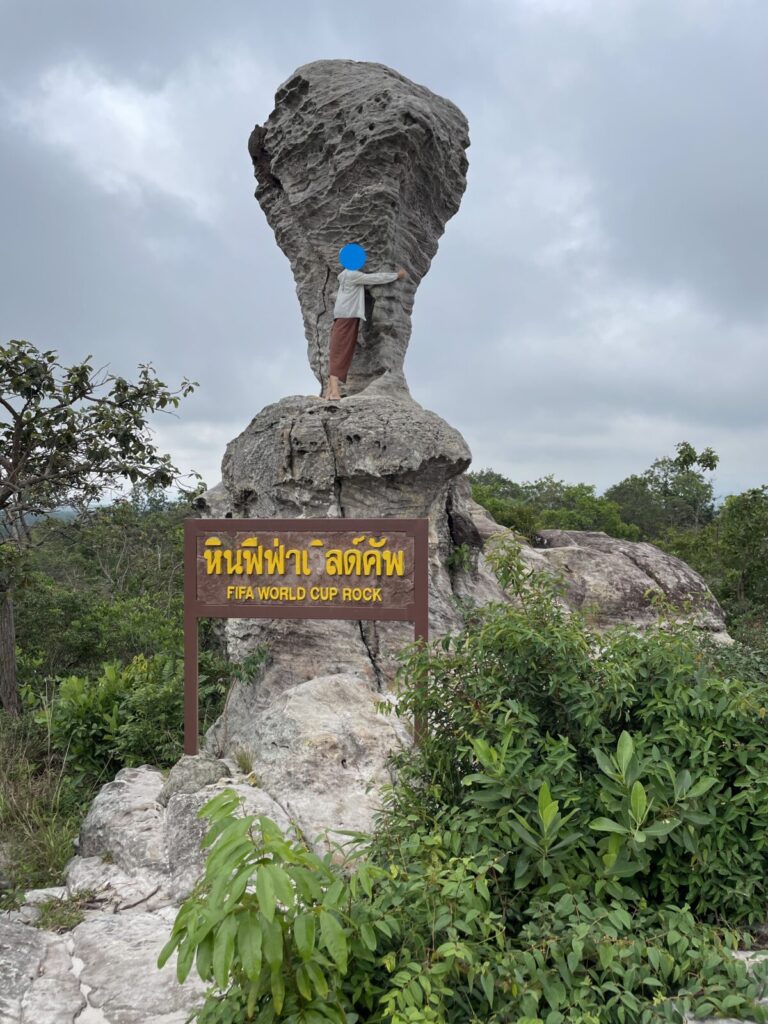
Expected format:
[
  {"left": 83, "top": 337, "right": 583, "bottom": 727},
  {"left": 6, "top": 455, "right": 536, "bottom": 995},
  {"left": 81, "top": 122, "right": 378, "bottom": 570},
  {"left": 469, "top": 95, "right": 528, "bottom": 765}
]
[{"left": 184, "top": 518, "right": 429, "bottom": 754}]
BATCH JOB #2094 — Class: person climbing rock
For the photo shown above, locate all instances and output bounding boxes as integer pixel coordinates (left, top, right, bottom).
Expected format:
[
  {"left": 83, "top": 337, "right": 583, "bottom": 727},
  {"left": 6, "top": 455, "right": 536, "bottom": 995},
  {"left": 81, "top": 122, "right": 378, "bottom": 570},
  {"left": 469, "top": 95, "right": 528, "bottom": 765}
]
[{"left": 324, "top": 243, "right": 407, "bottom": 400}]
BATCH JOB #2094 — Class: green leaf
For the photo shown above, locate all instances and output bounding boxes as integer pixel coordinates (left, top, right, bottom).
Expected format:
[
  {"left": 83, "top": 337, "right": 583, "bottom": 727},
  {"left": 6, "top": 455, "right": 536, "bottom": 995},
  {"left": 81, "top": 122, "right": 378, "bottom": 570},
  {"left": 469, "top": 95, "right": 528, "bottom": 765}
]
[
  {"left": 590, "top": 817, "right": 629, "bottom": 834},
  {"left": 212, "top": 914, "right": 238, "bottom": 990},
  {"left": 687, "top": 776, "right": 718, "bottom": 799},
  {"left": 305, "top": 960, "right": 329, "bottom": 999},
  {"left": 617, "top": 732, "right": 634, "bottom": 775},
  {"left": 594, "top": 748, "right": 617, "bottom": 778},
  {"left": 319, "top": 910, "right": 348, "bottom": 974},
  {"left": 270, "top": 966, "right": 285, "bottom": 1014},
  {"left": 295, "top": 963, "right": 313, "bottom": 1000},
  {"left": 643, "top": 818, "right": 681, "bottom": 837},
  {"left": 256, "top": 864, "right": 276, "bottom": 923},
  {"left": 294, "top": 913, "right": 316, "bottom": 961},
  {"left": 157, "top": 931, "right": 182, "bottom": 970},
  {"left": 175, "top": 936, "right": 195, "bottom": 984},
  {"left": 262, "top": 916, "right": 283, "bottom": 969},
  {"left": 630, "top": 781, "right": 647, "bottom": 823},
  {"left": 195, "top": 931, "right": 214, "bottom": 981},
  {"left": 360, "top": 922, "right": 377, "bottom": 952},
  {"left": 480, "top": 972, "right": 494, "bottom": 1008},
  {"left": 538, "top": 782, "right": 553, "bottom": 818},
  {"left": 238, "top": 912, "right": 263, "bottom": 981},
  {"left": 263, "top": 862, "right": 295, "bottom": 912}
]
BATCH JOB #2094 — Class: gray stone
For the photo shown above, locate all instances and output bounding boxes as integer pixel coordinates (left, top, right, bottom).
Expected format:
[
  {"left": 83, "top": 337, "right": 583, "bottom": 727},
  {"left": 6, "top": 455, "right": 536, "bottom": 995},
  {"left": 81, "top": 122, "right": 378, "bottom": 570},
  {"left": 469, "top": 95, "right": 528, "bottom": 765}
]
[
  {"left": 19, "top": 932, "right": 85, "bottom": 1024},
  {"left": 66, "top": 857, "right": 169, "bottom": 913},
  {"left": 156, "top": 755, "right": 231, "bottom": 807},
  {"left": 197, "top": 391, "right": 507, "bottom": 722},
  {"left": 210, "top": 674, "right": 411, "bottom": 847},
  {"left": 72, "top": 908, "right": 205, "bottom": 1024},
  {"left": 23, "top": 886, "right": 68, "bottom": 905},
  {"left": 220, "top": 392, "right": 471, "bottom": 519},
  {"left": 0, "top": 920, "right": 46, "bottom": 1022},
  {"left": 249, "top": 59, "right": 469, "bottom": 395},
  {"left": 78, "top": 767, "right": 167, "bottom": 880},
  {"left": 533, "top": 529, "right": 727, "bottom": 635}
]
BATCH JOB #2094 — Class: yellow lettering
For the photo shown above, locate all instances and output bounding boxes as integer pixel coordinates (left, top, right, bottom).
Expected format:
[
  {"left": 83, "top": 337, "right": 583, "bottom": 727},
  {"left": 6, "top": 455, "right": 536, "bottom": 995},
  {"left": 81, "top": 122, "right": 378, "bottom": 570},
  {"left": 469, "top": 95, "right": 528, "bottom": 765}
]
[{"left": 383, "top": 550, "right": 404, "bottom": 576}]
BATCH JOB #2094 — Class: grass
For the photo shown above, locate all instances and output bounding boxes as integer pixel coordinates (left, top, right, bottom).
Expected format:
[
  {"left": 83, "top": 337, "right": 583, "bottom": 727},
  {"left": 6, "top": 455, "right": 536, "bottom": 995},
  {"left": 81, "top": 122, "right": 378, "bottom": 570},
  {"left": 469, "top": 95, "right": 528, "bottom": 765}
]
[
  {"left": 35, "top": 889, "right": 97, "bottom": 932},
  {"left": 0, "top": 710, "right": 97, "bottom": 908},
  {"left": 232, "top": 745, "right": 254, "bottom": 775}
]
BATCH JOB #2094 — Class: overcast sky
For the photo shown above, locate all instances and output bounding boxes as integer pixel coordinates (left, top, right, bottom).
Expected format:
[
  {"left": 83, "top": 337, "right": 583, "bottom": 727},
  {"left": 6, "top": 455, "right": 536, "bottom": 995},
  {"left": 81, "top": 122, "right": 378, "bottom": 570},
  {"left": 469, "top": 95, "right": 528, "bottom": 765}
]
[{"left": 1, "top": 0, "right": 766, "bottom": 501}]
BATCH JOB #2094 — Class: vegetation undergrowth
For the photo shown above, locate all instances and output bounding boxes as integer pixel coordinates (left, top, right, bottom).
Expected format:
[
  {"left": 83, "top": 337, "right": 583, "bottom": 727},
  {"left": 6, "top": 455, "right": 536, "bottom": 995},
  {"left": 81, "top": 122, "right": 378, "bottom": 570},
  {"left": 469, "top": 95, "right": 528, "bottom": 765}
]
[
  {"left": 160, "top": 537, "right": 768, "bottom": 1023},
  {"left": 0, "top": 710, "right": 95, "bottom": 907},
  {"left": 0, "top": 485, "right": 245, "bottom": 904},
  {"left": 34, "top": 889, "right": 97, "bottom": 933}
]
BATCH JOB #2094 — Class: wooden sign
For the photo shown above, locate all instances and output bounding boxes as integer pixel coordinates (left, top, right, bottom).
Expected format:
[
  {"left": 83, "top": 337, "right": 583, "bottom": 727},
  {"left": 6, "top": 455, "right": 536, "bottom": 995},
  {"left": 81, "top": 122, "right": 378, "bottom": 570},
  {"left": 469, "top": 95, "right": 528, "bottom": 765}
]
[{"left": 183, "top": 518, "right": 429, "bottom": 753}]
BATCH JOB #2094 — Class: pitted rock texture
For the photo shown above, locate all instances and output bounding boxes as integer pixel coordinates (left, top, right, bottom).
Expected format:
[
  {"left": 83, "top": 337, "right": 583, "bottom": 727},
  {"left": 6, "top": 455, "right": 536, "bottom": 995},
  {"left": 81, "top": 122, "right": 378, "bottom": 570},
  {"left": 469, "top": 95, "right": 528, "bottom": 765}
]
[
  {"left": 220, "top": 391, "right": 471, "bottom": 519},
  {"left": 248, "top": 59, "right": 469, "bottom": 394},
  {"left": 533, "top": 529, "right": 727, "bottom": 635}
]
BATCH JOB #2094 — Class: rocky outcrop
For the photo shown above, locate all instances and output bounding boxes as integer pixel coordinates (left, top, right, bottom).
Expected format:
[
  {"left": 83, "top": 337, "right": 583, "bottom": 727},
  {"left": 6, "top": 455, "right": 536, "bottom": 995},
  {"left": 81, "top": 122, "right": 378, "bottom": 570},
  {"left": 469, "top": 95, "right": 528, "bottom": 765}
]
[
  {"left": 248, "top": 59, "right": 469, "bottom": 395},
  {"left": 206, "top": 674, "right": 411, "bottom": 844},
  {"left": 531, "top": 529, "right": 727, "bottom": 635},
  {"left": 196, "top": 390, "right": 508, "bottom": 716},
  {"left": 1, "top": 685, "right": 410, "bottom": 1023}
]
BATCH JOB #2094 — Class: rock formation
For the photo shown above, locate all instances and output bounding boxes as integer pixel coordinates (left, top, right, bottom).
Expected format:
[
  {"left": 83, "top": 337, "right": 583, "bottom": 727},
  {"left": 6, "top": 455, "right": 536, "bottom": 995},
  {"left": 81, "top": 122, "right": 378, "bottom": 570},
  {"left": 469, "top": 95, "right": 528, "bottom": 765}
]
[
  {"left": 248, "top": 59, "right": 469, "bottom": 395},
  {"left": 198, "top": 56, "right": 728, "bottom": 758}
]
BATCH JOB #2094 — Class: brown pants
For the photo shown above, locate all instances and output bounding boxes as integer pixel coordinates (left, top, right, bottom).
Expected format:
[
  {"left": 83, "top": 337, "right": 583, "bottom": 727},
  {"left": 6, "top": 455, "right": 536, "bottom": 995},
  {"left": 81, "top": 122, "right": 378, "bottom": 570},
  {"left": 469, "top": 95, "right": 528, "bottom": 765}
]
[{"left": 328, "top": 317, "right": 360, "bottom": 382}]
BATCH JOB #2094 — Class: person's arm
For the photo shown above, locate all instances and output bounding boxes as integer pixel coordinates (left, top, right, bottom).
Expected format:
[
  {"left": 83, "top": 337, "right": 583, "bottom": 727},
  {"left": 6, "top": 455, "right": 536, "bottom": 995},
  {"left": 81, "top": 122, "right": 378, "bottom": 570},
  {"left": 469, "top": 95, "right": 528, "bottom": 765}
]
[{"left": 345, "top": 269, "right": 404, "bottom": 286}]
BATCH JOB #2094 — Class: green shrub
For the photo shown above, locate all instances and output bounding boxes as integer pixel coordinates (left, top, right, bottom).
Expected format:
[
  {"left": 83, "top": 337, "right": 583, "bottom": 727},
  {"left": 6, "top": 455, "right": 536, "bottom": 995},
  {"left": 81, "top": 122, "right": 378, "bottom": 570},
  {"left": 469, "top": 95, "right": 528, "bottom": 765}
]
[
  {"left": 32, "top": 649, "right": 248, "bottom": 782},
  {"left": 161, "top": 539, "right": 768, "bottom": 1022},
  {"left": 14, "top": 571, "right": 184, "bottom": 691}
]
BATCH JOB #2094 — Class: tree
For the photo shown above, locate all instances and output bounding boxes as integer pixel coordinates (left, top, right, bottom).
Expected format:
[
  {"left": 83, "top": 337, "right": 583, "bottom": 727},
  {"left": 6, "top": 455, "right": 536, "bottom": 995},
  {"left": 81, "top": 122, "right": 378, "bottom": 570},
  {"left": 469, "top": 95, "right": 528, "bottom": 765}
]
[
  {"left": 0, "top": 339, "right": 197, "bottom": 715},
  {"left": 605, "top": 441, "right": 719, "bottom": 538},
  {"left": 468, "top": 470, "right": 640, "bottom": 540}
]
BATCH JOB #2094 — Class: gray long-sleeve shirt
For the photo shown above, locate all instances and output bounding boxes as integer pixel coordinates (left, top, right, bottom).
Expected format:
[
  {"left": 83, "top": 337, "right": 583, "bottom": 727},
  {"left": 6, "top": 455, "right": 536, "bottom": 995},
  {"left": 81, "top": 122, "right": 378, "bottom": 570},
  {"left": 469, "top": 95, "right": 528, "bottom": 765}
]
[{"left": 332, "top": 269, "right": 399, "bottom": 320}]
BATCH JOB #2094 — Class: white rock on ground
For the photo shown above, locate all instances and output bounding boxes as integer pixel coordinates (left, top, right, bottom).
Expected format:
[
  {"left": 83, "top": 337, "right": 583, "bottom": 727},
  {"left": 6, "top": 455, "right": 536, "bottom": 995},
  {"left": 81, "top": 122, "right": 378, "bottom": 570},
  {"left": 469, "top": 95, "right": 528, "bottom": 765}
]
[{"left": 0, "top": 672, "right": 411, "bottom": 1022}]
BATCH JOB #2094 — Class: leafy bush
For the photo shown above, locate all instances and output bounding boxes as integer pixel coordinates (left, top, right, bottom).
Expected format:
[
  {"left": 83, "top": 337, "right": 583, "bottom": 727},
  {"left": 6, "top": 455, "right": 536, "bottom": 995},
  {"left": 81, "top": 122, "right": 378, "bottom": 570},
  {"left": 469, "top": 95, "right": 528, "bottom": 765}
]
[
  {"left": 32, "top": 649, "right": 252, "bottom": 782},
  {"left": 14, "top": 571, "right": 184, "bottom": 689},
  {"left": 161, "top": 539, "right": 768, "bottom": 1022}
]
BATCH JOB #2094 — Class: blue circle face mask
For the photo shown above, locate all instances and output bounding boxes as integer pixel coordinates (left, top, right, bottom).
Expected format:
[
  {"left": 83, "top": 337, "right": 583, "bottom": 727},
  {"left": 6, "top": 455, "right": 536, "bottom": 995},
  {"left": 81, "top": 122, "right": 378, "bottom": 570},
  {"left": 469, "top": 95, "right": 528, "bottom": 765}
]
[{"left": 339, "top": 243, "right": 367, "bottom": 270}]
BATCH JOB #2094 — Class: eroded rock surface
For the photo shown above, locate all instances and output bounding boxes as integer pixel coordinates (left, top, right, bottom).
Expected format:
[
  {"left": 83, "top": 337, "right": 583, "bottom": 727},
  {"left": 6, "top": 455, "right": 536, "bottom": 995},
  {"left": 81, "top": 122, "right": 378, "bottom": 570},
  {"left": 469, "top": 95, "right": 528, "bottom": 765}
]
[
  {"left": 248, "top": 59, "right": 469, "bottom": 394},
  {"left": 196, "top": 391, "right": 507, "bottom": 719},
  {"left": 206, "top": 674, "right": 411, "bottom": 844},
  {"left": 1, "top": 704, "right": 410, "bottom": 1023},
  {"left": 532, "top": 529, "right": 727, "bottom": 635}
]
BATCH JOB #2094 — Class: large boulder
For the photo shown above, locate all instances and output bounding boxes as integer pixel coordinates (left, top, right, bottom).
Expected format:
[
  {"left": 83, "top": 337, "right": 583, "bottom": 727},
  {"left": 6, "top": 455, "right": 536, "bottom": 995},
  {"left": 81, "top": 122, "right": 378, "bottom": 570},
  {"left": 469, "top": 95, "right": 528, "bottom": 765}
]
[
  {"left": 196, "top": 392, "right": 508, "bottom": 714},
  {"left": 532, "top": 529, "right": 727, "bottom": 636},
  {"left": 248, "top": 59, "right": 470, "bottom": 395}
]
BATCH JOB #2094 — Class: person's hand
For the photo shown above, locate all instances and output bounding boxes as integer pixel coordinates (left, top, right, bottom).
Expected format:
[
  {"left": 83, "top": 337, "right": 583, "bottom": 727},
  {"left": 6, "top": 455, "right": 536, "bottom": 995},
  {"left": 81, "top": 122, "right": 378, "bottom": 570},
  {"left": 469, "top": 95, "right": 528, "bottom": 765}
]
[{"left": 396, "top": 268, "right": 407, "bottom": 279}]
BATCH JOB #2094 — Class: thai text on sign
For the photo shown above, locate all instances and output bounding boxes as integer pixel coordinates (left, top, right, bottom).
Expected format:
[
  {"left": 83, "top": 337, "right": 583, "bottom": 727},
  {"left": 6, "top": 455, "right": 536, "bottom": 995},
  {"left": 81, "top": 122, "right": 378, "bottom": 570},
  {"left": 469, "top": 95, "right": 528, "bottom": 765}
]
[{"left": 195, "top": 527, "right": 415, "bottom": 608}]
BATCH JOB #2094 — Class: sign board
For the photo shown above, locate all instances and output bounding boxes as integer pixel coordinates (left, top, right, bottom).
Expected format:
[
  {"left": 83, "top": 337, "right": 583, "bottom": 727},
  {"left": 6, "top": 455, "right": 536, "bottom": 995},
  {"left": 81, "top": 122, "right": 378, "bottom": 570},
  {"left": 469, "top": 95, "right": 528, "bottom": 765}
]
[{"left": 183, "top": 518, "right": 429, "bottom": 754}]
